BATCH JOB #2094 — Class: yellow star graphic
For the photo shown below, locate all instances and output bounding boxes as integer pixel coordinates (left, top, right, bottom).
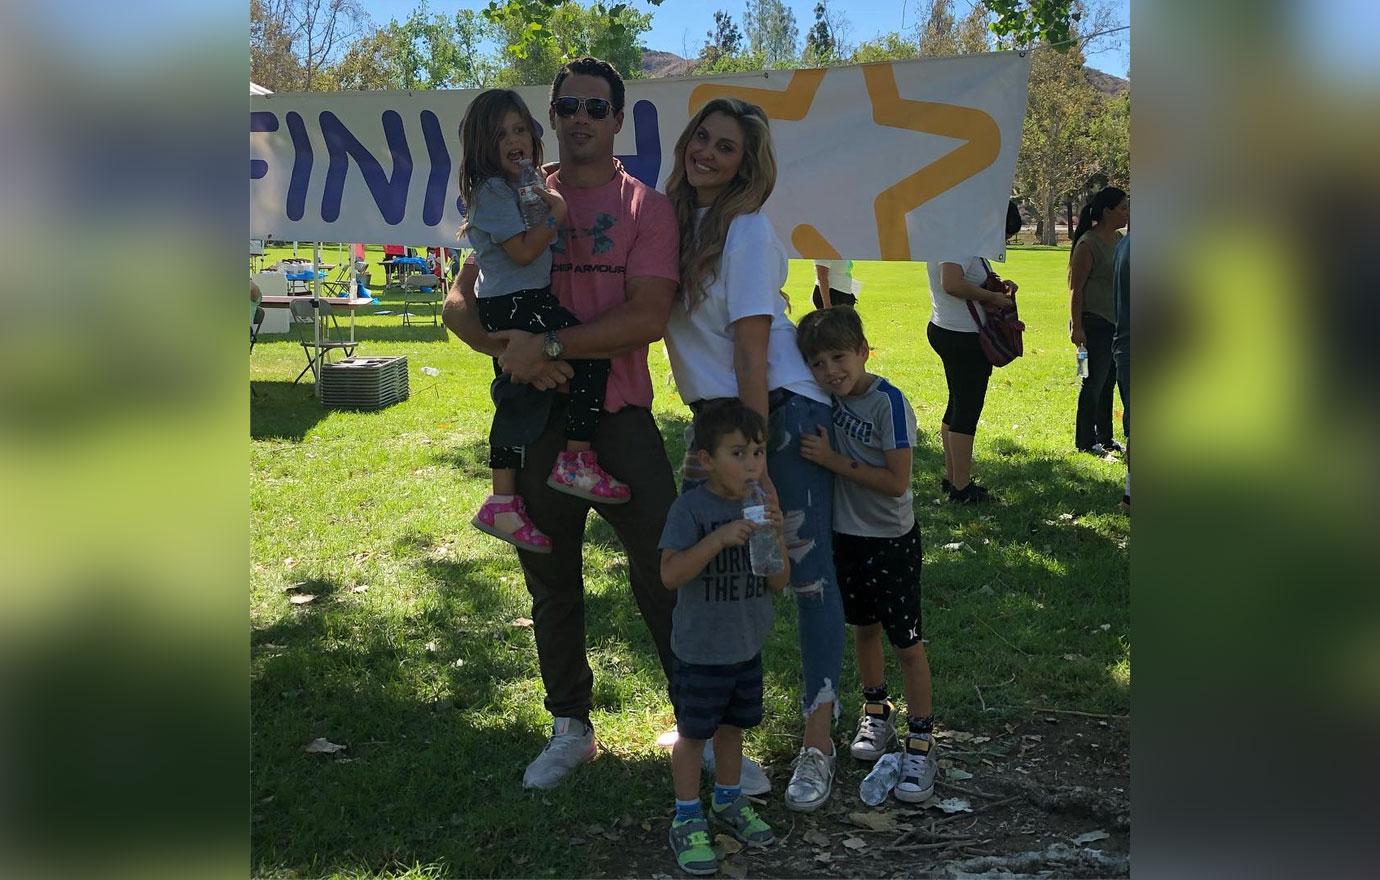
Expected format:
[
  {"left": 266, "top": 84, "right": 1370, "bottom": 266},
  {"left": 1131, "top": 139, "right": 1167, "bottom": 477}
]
[{"left": 688, "top": 63, "right": 1002, "bottom": 260}]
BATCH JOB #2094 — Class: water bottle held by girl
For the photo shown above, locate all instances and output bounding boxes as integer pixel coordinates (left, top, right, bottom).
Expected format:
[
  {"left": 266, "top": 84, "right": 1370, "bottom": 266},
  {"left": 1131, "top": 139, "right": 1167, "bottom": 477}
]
[{"left": 516, "top": 159, "right": 549, "bottom": 230}]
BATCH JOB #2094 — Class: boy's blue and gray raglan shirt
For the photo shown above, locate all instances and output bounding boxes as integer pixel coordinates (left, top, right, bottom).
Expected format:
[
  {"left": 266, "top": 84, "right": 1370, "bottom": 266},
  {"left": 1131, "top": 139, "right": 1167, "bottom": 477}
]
[{"left": 830, "top": 375, "right": 918, "bottom": 538}]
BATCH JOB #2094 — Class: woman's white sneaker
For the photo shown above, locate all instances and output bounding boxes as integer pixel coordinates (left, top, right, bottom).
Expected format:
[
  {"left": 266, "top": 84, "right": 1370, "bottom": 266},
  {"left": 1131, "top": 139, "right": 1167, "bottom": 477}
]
[{"left": 785, "top": 746, "right": 835, "bottom": 811}]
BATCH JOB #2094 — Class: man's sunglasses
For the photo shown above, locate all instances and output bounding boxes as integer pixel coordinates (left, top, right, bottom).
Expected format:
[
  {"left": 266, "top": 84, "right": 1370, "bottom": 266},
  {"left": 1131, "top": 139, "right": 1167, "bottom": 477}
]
[{"left": 551, "top": 96, "right": 614, "bottom": 119}]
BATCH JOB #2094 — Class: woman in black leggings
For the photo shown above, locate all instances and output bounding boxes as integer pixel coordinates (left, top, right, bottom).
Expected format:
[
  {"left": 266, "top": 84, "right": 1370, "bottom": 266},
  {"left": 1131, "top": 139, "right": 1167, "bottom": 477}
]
[{"left": 924, "top": 205, "right": 1023, "bottom": 503}]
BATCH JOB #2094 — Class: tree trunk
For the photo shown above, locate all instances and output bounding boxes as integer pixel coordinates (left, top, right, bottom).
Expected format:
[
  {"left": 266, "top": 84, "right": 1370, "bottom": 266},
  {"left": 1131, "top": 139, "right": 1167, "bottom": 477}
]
[
  {"left": 1065, "top": 201, "right": 1074, "bottom": 243},
  {"left": 1042, "top": 188, "right": 1057, "bottom": 246}
]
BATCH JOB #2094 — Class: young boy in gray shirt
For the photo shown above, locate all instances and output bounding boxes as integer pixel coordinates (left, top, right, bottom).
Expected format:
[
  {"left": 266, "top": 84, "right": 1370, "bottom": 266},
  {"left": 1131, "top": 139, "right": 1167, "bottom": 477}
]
[
  {"left": 795, "top": 306, "right": 938, "bottom": 805},
  {"left": 659, "top": 401, "right": 788, "bottom": 875}
]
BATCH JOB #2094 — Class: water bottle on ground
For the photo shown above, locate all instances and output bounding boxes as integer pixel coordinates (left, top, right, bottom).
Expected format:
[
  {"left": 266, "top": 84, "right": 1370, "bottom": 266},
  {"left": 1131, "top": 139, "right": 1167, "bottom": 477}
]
[
  {"left": 1076, "top": 345, "right": 1089, "bottom": 379},
  {"left": 516, "top": 159, "right": 548, "bottom": 229},
  {"left": 742, "top": 480, "right": 784, "bottom": 577},
  {"left": 860, "top": 752, "right": 902, "bottom": 806}
]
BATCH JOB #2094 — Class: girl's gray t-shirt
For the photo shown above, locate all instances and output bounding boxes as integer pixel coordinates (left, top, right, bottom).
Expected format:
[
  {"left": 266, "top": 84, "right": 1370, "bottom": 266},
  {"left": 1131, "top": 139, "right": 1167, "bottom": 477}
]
[
  {"left": 466, "top": 176, "right": 552, "bottom": 298},
  {"left": 658, "top": 485, "right": 774, "bottom": 665}
]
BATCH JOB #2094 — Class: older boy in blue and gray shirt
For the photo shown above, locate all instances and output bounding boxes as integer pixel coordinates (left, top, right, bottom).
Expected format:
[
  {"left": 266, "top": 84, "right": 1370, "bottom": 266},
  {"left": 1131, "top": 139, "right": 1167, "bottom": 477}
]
[{"left": 795, "top": 306, "right": 939, "bottom": 804}]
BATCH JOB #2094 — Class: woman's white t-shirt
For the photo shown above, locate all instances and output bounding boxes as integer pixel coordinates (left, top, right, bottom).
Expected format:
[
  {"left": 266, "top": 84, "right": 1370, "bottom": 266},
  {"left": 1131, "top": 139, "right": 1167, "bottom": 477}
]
[
  {"left": 665, "top": 211, "right": 828, "bottom": 406},
  {"left": 927, "top": 256, "right": 989, "bottom": 332}
]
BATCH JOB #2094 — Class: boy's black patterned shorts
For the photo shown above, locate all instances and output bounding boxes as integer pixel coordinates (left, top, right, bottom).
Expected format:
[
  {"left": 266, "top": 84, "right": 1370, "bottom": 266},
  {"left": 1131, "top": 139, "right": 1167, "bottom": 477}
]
[
  {"left": 671, "top": 653, "right": 763, "bottom": 740},
  {"left": 834, "top": 524, "right": 924, "bottom": 649}
]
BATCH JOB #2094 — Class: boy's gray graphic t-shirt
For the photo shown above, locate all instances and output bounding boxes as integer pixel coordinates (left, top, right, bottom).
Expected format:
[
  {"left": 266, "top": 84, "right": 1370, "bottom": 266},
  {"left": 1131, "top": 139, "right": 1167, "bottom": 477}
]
[{"left": 658, "top": 485, "right": 775, "bottom": 665}]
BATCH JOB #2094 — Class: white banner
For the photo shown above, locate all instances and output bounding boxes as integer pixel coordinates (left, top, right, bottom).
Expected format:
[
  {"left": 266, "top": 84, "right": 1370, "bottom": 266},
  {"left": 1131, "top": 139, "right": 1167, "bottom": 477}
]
[{"left": 250, "top": 52, "right": 1030, "bottom": 261}]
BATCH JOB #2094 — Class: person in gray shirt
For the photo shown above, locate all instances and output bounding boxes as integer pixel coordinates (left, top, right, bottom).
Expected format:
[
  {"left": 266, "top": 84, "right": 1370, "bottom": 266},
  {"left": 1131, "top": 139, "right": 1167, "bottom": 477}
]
[
  {"left": 795, "top": 307, "right": 939, "bottom": 805},
  {"left": 659, "top": 401, "right": 786, "bottom": 872}
]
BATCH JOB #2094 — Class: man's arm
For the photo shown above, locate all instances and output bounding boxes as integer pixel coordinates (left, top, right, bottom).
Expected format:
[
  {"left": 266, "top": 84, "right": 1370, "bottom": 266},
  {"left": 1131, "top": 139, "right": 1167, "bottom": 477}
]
[
  {"left": 443, "top": 260, "right": 574, "bottom": 389},
  {"left": 498, "top": 275, "right": 676, "bottom": 380},
  {"left": 442, "top": 260, "right": 504, "bottom": 358}
]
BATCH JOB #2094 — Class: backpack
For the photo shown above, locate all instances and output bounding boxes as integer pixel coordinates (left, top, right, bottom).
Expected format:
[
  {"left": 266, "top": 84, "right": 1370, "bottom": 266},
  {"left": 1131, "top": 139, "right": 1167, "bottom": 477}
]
[{"left": 966, "top": 258, "right": 1025, "bottom": 367}]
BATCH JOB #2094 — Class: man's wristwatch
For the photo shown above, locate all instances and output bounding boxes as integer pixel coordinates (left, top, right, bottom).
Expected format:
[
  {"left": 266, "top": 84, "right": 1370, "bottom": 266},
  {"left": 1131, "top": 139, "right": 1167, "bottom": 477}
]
[{"left": 542, "top": 329, "right": 564, "bottom": 360}]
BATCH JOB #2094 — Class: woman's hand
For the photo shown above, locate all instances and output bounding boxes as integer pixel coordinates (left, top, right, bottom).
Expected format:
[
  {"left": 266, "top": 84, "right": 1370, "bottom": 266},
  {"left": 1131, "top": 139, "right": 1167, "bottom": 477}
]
[
  {"left": 1003, "top": 279, "right": 1019, "bottom": 295},
  {"left": 798, "top": 426, "right": 838, "bottom": 470}
]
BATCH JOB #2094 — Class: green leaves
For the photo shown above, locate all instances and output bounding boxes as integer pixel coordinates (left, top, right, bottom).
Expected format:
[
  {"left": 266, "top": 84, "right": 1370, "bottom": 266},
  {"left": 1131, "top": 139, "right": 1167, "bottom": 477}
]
[{"left": 986, "top": 0, "right": 1077, "bottom": 51}]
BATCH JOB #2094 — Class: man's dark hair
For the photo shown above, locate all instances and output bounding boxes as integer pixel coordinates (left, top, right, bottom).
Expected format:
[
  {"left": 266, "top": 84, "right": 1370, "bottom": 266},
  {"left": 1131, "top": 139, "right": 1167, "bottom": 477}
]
[
  {"left": 550, "top": 56, "right": 626, "bottom": 114},
  {"left": 693, "top": 399, "right": 767, "bottom": 455},
  {"left": 795, "top": 305, "right": 869, "bottom": 361}
]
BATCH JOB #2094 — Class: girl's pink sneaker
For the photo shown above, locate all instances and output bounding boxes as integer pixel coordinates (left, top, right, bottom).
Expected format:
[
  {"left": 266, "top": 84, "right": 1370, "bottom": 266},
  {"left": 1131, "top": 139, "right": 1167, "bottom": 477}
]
[
  {"left": 471, "top": 495, "right": 553, "bottom": 553},
  {"left": 546, "top": 451, "right": 632, "bottom": 504}
]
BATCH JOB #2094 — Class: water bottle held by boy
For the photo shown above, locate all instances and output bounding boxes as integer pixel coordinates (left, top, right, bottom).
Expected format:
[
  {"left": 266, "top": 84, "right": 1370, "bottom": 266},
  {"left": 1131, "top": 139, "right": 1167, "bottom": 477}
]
[
  {"left": 1076, "top": 345, "right": 1089, "bottom": 379},
  {"left": 742, "top": 480, "right": 784, "bottom": 577},
  {"left": 516, "top": 159, "right": 548, "bottom": 229},
  {"left": 859, "top": 752, "right": 902, "bottom": 806}
]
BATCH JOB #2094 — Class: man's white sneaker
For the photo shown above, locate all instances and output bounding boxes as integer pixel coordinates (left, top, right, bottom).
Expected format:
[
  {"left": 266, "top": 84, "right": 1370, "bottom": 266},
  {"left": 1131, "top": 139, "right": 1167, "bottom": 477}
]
[
  {"left": 848, "top": 701, "right": 896, "bottom": 762},
  {"left": 702, "top": 736, "right": 771, "bottom": 796},
  {"left": 784, "top": 746, "right": 835, "bottom": 812},
  {"left": 522, "top": 717, "right": 597, "bottom": 790},
  {"left": 893, "top": 732, "right": 937, "bottom": 803}
]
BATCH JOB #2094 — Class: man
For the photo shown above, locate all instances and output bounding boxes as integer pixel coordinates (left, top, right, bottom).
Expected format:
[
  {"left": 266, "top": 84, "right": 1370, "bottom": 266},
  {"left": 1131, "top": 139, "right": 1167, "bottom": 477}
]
[{"left": 443, "top": 57, "right": 768, "bottom": 794}]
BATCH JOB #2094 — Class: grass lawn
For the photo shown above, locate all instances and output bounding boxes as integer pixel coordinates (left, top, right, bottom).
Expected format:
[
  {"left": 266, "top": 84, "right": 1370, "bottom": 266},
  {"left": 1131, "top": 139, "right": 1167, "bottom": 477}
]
[{"left": 250, "top": 246, "right": 1129, "bottom": 878}]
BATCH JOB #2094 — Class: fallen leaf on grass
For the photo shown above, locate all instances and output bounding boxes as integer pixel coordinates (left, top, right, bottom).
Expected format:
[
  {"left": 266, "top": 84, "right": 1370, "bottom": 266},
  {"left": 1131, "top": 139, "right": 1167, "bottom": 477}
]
[
  {"left": 719, "top": 860, "right": 747, "bottom": 879},
  {"left": 971, "top": 736, "right": 990, "bottom": 744},
  {"left": 1058, "top": 513, "right": 1075, "bottom": 521},
  {"left": 1073, "top": 829, "right": 1110, "bottom": 845},
  {"left": 931, "top": 797, "right": 972, "bottom": 814},
  {"left": 713, "top": 834, "right": 743, "bottom": 856},
  {"left": 511, "top": 617, "right": 534, "bottom": 628},
  {"left": 303, "top": 738, "right": 346, "bottom": 754},
  {"left": 842, "top": 837, "right": 867, "bottom": 850},
  {"left": 947, "top": 768, "right": 974, "bottom": 781},
  {"left": 289, "top": 594, "right": 317, "bottom": 605},
  {"left": 803, "top": 828, "right": 831, "bottom": 847},
  {"left": 946, "top": 731, "right": 975, "bottom": 743},
  {"left": 584, "top": 823, "right": 606, "bottom": 836},
  {"left": 847, "top": 811, "right": 897, "bottom": 832},
  {"left": 813, "top": 852, "right": 832, "bottom": 864},
  {"left": 1063, "top": 653, "right": 1080, "bottom": 661},
  {"left": 1099, "top": 623, "right": 1111, "bottom": 631},
  {"left": 641, "top": 820, "right": 653, "bottom": 832},
  {"left": 283, "top": 582, "right": 308, "bottom": 592},
  {"left": 425, "top": 640, "right": 439, "bottom": 652},
  {"left": 941, "top": 541, "right": 967, "bottom": 552},
  {"left": 350, "top": 585, "right": 369, "bottom": 593}
]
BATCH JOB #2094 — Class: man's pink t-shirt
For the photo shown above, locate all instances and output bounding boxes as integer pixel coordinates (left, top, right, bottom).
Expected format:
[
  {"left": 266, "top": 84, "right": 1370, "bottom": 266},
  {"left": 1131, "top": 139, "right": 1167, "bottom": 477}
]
[{"left": 546, "top": 163, "right": 679, "bottom": 413}]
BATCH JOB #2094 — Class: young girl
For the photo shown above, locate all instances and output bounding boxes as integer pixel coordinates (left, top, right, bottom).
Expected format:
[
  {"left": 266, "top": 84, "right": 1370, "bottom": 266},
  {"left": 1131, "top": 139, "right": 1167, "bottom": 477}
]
[{"left": 458, "top": 89, "right": 630, "bottom": 555}]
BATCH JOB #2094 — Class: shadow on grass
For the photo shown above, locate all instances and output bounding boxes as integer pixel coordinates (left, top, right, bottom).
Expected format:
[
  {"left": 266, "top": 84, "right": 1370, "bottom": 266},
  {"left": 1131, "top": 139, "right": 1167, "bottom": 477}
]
[{"left": 250, "top": 381, "right": 327, "bottom": 441}]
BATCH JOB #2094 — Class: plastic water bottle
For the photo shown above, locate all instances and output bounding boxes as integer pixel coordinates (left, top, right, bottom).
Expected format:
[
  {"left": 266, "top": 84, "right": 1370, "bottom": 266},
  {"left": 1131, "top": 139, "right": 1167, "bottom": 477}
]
[
  {"left": 516, "top": 159, "right": 548, "bottom": 229},
  {"left": 1076, "top": 345, "right": 1090, "bottom": 379},
  {"left": 743, "top": 481, "right": 784, "bottom": 577},
  {"left": 859, "top": 752, "right": 902, "bottom": 806}
]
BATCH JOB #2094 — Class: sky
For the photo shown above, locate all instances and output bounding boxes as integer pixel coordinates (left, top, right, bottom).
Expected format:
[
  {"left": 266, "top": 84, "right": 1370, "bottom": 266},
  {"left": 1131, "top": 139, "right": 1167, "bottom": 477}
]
[{"left": 360, "top": 0, "right": 1131, "bottom": 79}]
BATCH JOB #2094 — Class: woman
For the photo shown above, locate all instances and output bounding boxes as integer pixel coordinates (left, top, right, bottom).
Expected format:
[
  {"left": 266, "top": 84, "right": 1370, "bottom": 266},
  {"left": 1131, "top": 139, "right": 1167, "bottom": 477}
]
[
  {"left": 811, "top": 259, "right": 860, "bottom": 310},
  {"left": 1069, "top": 187, "right": 1130, "bottom": 455},
  {"left": 924, "top": 201, "right": 1023, "bottom": 503},
  {"left": 663, "top": 98, "right": 845, "bottom": 813}
]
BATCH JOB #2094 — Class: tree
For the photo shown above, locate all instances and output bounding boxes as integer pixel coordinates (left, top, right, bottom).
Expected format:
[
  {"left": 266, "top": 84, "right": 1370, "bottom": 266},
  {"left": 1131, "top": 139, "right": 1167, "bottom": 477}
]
[
  {"left": 322, "top": 4, "right": 492, "bottom": 91},
  {"left": 1088, "top": 92, "right": 1129, "bottom": 190},
  {"left": 916, "top": 0, "right": 990, "bottom": 57},
  {"left": 1015, "top": 40, "right": 1101, "bottom": 244},
  {"left": 250, "top": 0, "right": 369, "bottom": 91},
  {"left": 701, "top": 10, "right": 743, "bottom": 65},
  {"left": 743, "top": 0, "right": 799, "bottom": 68},
  {"left": 485, "top": 1, "right": 655, "bottom": 88},
  {"left": 985, "top": 0, "right": 1079, "bottom": 50},
  {"left": 848, "top": 31, "right": 920, "bottom": 64},
  {"left": 803, "top": 2, "right": 835, "bottom": 66},
  {"left": 251, "top": 0, "right": 303, "bottom": 91}
]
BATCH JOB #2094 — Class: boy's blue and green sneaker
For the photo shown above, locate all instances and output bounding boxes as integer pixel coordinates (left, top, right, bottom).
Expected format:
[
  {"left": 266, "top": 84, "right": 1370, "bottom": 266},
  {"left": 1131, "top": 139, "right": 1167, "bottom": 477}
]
[
  {"left": 668, "top": 815, "right": 718, "bottom": 875},
  {"left": 711, "top": 795, "right": 776, "bottom": 847}
]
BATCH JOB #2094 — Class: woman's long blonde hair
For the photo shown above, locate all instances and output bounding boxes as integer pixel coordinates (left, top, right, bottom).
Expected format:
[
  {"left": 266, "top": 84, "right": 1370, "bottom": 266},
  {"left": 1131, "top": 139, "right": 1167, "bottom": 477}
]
[
  {"left": 665, "top": 98, "right": 778, "bottom": 311},
  {"left": 457, "top": 89, "right": 544, "bottom": 240}
]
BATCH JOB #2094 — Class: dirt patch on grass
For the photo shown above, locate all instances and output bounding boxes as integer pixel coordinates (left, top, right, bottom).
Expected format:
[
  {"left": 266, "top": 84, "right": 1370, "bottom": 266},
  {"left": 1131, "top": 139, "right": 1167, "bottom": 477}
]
[{"left": 581, "top": 714, "right": 1129, "bottom": 878}]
